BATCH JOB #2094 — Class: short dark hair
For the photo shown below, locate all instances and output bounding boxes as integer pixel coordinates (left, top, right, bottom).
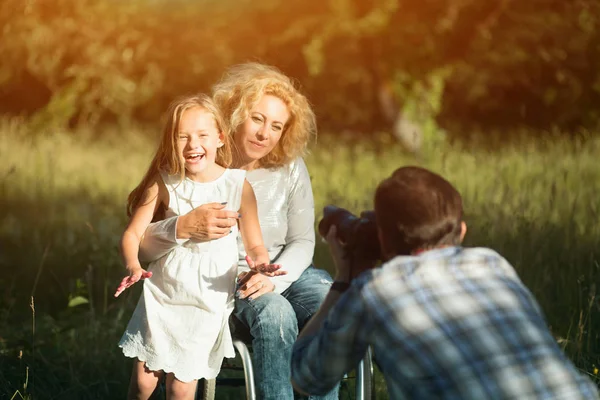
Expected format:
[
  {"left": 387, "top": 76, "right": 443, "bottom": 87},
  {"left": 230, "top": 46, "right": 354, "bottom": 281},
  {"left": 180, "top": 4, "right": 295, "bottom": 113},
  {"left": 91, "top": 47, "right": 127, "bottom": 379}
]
[{"left": 374, "top": 166, "right": 463, "bottom": 256}]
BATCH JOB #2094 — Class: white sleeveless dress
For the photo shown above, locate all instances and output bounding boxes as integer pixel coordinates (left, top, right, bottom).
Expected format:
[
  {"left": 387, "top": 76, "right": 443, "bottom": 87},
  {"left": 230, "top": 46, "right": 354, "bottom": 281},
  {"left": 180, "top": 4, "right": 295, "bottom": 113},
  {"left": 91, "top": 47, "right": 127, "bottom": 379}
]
[{"left": 119, "top": 169, "right": 245, "bottom": 382}]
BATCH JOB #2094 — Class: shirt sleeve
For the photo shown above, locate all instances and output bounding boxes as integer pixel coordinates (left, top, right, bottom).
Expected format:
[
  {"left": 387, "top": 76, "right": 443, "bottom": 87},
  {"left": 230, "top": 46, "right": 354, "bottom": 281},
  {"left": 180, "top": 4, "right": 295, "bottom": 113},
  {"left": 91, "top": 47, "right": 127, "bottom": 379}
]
[
  {"left": 291, "top": 282, "right": 370, "bottom": 395},
  {"left": 270, "top": 158, "right": 316, "bottom": 294},
  {"left": 138, "top": 216, "right": 188, "bottom": 262}
]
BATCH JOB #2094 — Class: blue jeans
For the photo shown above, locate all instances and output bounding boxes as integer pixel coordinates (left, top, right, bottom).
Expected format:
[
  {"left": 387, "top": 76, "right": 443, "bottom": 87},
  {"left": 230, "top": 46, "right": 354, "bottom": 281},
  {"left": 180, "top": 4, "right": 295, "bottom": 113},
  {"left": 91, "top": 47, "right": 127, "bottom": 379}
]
[{"left": 234, "top": 266, "right": 339, "bottom": 400}]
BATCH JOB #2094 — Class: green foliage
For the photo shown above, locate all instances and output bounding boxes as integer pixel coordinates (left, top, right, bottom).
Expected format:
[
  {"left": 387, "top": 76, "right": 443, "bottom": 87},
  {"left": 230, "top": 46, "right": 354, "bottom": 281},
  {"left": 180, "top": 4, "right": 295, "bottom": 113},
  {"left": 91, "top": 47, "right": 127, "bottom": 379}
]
[
  {"left": 0, "top": 0, "right": 164, "bottom": 128},
  {"left": 389, "top": 66, "right": 452, "bottom": 151},
  {"left": 1, "top": 0, "right": 599, "bottom": 135}
]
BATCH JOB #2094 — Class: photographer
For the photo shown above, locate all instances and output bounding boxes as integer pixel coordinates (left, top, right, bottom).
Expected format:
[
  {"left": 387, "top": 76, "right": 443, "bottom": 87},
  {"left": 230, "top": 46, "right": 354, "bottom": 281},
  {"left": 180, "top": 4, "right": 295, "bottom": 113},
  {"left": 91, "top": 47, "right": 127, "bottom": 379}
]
[{"left": 291, "top": 166, "right": 599, "bottom": 399}]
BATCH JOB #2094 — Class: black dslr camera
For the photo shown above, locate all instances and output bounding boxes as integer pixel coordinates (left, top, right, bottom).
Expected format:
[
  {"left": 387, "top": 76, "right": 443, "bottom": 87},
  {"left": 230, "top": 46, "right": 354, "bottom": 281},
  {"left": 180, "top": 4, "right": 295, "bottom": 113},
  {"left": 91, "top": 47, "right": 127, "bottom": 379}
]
[{"left": 317, "top": 205, "right": 381, "bottom": 261}]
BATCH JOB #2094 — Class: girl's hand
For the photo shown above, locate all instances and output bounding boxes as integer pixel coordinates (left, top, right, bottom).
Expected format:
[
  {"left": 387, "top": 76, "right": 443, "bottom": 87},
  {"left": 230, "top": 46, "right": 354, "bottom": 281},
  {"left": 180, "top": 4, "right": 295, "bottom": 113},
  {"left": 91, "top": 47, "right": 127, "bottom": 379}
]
[
  {"left": 114, "top": 265, "right": 153, "bottom": 297},
  {"left": 245, "top": 255, "right": 286, "bottom": 277}
]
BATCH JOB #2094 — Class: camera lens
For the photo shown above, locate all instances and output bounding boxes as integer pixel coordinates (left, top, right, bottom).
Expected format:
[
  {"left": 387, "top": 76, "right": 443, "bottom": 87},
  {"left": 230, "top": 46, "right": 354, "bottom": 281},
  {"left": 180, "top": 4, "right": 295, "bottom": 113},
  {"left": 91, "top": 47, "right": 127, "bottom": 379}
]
[{"left": 318, "top": 205, "right": 381, "bottom": 261}]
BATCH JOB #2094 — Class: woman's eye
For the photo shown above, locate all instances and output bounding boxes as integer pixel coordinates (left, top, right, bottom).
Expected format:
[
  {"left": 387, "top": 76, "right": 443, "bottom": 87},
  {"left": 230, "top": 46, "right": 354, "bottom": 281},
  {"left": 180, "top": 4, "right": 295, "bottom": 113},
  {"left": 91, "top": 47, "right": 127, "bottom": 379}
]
[
  {"left": 252, "top": 116, "right": 262, "bottom": 123},
  {"left": 272, "top": 125, "right": 282, "bottom": 132}
]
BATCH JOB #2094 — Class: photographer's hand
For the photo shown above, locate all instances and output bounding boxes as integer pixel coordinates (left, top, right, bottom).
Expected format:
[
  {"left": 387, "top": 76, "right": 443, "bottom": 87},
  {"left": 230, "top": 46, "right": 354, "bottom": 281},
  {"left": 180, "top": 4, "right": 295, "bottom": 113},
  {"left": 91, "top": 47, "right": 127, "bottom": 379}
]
[
  {"left": 325, "top": 226, "right": 379, "bottom": 282},
  {"left": 296, "top": 225, "right": 352, "bottom": 345},
  {"left": 325, "top": 226, "right": 351, "bottom": 282}
]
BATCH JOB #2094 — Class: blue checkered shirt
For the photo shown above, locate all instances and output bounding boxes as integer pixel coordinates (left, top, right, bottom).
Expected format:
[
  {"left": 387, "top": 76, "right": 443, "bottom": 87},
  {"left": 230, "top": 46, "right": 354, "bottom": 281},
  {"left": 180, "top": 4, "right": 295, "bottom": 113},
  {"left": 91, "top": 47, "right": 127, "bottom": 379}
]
[{"left": 291, "top": 247, "right": 599, "bottom": 399}]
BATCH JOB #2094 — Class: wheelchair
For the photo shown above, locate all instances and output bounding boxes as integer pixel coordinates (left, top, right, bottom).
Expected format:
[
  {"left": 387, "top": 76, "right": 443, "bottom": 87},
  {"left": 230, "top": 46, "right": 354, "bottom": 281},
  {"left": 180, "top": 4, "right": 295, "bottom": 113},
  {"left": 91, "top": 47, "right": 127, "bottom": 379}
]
[{"left": 197, "top": 317, "right": 376, "bottom": 400}]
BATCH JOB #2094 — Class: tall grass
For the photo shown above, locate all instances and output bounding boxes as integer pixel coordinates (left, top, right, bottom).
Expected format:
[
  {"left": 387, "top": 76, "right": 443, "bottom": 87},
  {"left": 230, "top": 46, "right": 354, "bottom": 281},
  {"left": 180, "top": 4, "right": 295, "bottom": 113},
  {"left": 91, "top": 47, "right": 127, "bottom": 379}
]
[{"left": 0, "top": 121, "right": 598, "bottom": 398}]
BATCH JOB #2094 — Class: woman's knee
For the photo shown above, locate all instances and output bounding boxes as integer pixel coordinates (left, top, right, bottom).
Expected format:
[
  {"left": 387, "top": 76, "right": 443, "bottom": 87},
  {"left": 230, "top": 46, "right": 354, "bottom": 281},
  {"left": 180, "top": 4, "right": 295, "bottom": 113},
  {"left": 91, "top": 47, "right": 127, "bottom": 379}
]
[
  {"left": 301, "top": 265, "right": 334, "bottom": 286},
  {"left": 291, "top": 267, "right": 334, "bottom": 303},
  {"left": 237, "top": 292, "right": 297, "bottom": 336}
]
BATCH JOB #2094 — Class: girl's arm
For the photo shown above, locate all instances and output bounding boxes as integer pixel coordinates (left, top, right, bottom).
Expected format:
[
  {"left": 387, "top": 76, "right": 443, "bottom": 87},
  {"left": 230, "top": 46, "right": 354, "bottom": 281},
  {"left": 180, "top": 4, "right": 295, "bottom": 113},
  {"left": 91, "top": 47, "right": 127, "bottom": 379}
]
[
  {"left": 267, "top": 158, "right": 316, "bottom": 293},
  {"left": 114, "top": 176, "right": 167, "bottom": 297},
  {"left": 238, "top": 179, "right": 285, "bottom": 276}
]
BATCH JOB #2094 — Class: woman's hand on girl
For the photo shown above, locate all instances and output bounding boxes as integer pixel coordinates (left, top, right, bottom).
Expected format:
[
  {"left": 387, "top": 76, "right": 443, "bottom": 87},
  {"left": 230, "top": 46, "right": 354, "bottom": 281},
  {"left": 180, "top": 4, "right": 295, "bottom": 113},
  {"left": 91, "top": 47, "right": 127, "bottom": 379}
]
[
  {"left": 114, "top": 265, "right": 153, "bottom": 297},
  {"left": 176, "top": 202, "right": 240, "bottom": 241}
]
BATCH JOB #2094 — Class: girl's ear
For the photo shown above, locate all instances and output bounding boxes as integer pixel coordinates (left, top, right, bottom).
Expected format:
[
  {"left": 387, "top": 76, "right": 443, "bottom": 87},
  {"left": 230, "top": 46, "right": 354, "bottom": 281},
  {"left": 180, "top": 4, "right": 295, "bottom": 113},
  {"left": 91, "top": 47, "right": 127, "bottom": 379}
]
[{"left": 217, "top": 131, "right": 225, "bottom": 148}]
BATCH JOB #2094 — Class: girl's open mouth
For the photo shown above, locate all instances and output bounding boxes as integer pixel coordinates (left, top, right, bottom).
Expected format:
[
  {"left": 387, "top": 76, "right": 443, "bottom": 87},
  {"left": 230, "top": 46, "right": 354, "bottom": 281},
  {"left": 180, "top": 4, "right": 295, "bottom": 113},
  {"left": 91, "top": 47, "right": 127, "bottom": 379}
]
[{"left": 186, "top": 153, "right": 205, "bottom": 162}]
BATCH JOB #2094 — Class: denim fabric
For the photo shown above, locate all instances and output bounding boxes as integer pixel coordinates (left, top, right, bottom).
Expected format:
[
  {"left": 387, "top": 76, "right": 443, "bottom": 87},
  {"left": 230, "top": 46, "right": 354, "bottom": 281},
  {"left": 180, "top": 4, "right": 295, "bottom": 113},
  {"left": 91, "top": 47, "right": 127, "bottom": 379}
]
[{"left": 234, "top": 266, "right": 339, "bottom": 400}]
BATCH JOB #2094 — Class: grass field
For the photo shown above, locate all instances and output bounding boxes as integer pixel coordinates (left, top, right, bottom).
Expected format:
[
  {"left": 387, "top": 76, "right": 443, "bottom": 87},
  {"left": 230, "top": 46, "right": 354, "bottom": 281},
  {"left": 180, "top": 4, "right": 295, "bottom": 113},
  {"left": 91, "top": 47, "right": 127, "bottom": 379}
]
[{"left": 0, "top": 120, "right": 599, "bottom": 399}]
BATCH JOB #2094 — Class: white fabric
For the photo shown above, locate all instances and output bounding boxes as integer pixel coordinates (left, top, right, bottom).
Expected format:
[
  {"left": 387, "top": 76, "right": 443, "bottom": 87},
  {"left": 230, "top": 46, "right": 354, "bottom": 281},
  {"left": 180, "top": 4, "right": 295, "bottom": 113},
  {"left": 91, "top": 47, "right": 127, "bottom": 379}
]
[
  {"left": 139, "top": 157, "right": 316, "bottom": 294},
  {"left": 236, "top": 158, "right": 315, "bottom": 293},
  {"left": 119, "top": 169, "right": 246, "bottom": 382}
]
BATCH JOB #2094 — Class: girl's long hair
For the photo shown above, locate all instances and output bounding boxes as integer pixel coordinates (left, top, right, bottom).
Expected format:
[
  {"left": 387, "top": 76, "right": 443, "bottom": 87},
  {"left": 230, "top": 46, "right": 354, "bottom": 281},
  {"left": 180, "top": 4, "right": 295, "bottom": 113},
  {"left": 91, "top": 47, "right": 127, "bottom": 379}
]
[{"left": 126, "top": 94, "right": 232, "bottom": 217}]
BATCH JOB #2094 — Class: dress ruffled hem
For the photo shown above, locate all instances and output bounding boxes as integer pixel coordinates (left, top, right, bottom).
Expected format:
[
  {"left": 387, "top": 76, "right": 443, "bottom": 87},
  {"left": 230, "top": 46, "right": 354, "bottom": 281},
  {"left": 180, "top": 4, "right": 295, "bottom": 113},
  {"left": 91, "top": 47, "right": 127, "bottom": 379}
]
[{"left": 119, "top": 343, "right": 235, "bottom": 383}]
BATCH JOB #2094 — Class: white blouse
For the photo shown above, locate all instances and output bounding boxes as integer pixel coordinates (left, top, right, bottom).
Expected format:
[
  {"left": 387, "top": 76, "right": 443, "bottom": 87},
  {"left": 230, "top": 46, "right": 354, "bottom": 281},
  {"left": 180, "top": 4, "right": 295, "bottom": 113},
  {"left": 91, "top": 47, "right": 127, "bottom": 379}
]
[{"left": 139, "top": 157, "right": 316, "bottom": 294}]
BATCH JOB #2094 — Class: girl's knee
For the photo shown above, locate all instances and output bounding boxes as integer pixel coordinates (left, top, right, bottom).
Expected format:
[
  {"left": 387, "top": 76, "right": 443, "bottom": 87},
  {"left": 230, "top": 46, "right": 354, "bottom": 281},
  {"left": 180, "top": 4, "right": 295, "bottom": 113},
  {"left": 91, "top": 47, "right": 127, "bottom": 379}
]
[
  {"left": 136, "top": 376, "right": 160, "bottom": 396},
  {"left": 166, "top": 377, "right": 197, "bottom": 400},
  {"left": 130, "top": 360, "right": 162, "bottom": 398}
]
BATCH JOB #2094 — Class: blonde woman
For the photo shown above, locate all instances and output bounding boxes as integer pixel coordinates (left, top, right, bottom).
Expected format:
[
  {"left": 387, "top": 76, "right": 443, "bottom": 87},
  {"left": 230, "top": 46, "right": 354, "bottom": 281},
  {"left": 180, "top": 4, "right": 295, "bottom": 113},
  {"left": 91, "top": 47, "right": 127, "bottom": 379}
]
[{"left": 139, "top": 63, "right": 339, "bottom": 400}]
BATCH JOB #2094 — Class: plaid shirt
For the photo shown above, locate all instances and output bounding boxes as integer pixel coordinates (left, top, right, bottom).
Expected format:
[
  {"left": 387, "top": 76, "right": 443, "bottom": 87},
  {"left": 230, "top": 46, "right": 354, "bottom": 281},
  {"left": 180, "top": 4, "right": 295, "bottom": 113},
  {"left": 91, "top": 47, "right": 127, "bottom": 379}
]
[{"left": 291, "top": 247, "right": 599, "bottom": 399}]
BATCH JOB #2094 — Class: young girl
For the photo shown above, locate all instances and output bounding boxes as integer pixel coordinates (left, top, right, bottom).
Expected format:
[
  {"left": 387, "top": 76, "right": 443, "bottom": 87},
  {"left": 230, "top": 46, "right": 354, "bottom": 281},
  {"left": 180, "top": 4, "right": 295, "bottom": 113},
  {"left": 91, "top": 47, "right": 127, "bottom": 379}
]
[{"left": 114, "top": 94, "right": 285, "bottom": 400}]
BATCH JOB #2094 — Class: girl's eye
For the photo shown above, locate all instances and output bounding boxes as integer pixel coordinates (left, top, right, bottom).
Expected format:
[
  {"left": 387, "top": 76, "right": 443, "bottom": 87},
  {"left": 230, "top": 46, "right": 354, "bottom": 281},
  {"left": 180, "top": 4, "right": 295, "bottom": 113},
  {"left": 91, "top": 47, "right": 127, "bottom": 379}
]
[
  {"left": 178, "top": 135, "right": 187, "bottom": 139},
  {"left": 252, "top": 116, "right": 262, "bottom": 123},
  {"left": 272, "top": 125, "right": 282, "bottom": 132}
]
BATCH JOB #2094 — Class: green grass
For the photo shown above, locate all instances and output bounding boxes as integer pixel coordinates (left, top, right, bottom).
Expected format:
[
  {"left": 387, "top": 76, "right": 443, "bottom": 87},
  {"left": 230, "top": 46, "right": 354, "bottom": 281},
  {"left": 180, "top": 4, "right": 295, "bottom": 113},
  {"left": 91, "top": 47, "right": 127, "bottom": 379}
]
[{"left": 0, "top": 120, "right": 599, "bottom": 399}]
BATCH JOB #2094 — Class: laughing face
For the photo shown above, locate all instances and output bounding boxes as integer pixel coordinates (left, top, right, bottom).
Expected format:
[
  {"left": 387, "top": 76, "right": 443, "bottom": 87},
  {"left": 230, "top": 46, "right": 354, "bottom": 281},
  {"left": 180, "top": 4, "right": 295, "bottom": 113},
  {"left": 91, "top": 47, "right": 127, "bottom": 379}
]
[
  {"left": 234, "top": 94, "right": 290, "bottom": 170},
  {"left": 177, "top": 106, "right": 224, "bottom": 182}
]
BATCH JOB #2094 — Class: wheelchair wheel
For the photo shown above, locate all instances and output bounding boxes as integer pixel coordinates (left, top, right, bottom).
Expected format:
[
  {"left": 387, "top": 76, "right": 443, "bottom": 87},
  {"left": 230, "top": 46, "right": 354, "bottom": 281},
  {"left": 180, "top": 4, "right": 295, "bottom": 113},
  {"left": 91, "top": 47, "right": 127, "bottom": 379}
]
[{"left": 363, "top": 347, "right": 375, "bottom": 400}]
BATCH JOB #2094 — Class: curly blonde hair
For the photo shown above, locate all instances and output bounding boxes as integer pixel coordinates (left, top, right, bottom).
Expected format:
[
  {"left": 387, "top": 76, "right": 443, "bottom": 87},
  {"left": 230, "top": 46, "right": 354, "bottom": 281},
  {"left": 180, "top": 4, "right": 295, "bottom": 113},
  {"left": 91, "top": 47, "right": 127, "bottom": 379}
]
[
  {"left": 212, "top": 62, "right": 317, "bottom": 169},
  {"left": 127, "top": 94, "right": 232, "bottom": 217}
]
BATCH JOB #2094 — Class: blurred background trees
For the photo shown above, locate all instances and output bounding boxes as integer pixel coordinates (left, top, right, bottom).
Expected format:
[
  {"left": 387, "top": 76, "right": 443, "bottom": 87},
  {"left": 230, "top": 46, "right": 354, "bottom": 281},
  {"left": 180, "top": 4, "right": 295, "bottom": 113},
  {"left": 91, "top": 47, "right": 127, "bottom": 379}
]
[{"left": 1, "top": 0, "right": 599, "bottom": 140}]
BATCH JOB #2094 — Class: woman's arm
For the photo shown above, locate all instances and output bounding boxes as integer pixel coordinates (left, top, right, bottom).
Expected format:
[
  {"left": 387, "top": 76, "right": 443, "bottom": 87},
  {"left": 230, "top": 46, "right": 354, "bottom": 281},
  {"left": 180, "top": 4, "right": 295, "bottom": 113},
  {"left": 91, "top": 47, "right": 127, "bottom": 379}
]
[
  {"left": 138, "top": 216, "right": 181, "bottom": 262},
  {"left": 139, "top": 202, "right": 240, "bottom": 262},
  {"left": 115, "top": 176, "right": 167, "bottom": 296}
]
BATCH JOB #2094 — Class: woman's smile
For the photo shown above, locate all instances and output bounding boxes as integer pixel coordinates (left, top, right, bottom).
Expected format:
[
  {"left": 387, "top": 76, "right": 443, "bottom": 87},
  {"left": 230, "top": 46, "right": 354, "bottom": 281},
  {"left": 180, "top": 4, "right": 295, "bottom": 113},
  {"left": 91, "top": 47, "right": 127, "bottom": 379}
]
[{"left": 249, "top": 140, "right": 267, "bottom": 148}]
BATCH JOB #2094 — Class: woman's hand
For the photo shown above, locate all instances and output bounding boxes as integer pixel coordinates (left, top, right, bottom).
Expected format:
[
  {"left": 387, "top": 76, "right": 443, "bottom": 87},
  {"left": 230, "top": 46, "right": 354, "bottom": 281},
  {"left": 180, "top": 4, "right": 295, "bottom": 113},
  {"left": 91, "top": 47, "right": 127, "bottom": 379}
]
[
  {"left": 114, "top": 264, "right": 153, "bottom": 297},
  {"left": 176, "top": 202, "right": 240, "bottom": 242},
  {"left": 237, "top": 256, "right": 286, "bottom": 300},
  {"left": 237, "top": 272, "right": 274, "bottom": 300}
]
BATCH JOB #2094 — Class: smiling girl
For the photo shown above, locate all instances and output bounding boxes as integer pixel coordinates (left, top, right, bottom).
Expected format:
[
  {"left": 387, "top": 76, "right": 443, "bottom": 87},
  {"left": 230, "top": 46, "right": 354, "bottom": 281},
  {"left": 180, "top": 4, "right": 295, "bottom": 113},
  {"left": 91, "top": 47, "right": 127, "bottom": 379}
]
[{"left": 114, "top": 94, "right": 285, "bottom": 400}]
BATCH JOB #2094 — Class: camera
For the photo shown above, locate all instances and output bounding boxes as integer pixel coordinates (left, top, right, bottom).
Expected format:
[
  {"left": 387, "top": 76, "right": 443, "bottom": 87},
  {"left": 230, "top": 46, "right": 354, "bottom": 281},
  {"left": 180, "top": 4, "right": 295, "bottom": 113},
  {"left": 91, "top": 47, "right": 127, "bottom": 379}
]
[{"left": 317, "top": 205, "right": 381, "bottom": 261}]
